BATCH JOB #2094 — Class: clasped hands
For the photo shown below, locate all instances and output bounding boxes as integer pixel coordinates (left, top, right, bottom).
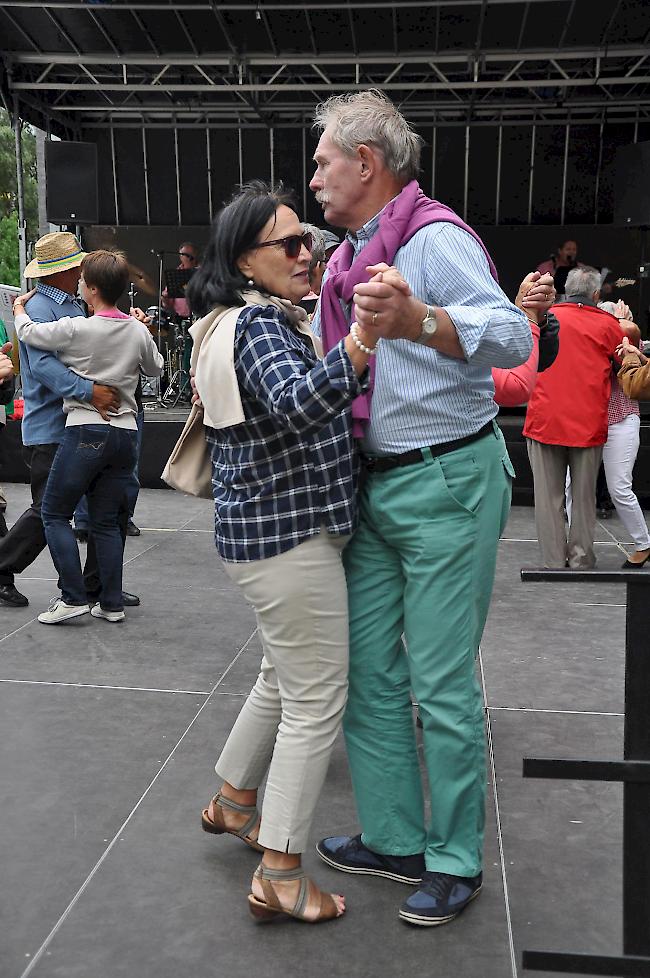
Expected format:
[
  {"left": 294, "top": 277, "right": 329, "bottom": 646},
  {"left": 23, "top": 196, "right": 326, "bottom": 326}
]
[{"left": 352, "top": 264, "right": 419, "bottom": 342}]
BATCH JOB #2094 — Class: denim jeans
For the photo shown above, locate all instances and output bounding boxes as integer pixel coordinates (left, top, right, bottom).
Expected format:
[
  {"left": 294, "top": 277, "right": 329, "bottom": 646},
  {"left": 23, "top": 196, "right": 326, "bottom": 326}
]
[
  {"left": 42, "top": 425, "right": 137, "bottom": 610},
  {"left": 74, "top": 409, "right": 144, "bottom": 527}
]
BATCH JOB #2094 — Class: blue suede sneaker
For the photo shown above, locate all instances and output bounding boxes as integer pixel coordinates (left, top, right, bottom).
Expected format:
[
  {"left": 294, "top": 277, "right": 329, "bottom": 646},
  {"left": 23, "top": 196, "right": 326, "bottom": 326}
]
[
  {"left": 316, "top": 834, "right": 425, "bottom": 884},
  {"left": 399, "top": 870, "right": 483, "bottom": 926}
]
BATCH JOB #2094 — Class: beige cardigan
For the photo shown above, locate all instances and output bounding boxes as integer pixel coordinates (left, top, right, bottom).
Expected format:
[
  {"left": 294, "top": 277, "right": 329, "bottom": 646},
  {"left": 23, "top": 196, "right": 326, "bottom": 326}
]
[{"left": 190, "top": 289, "right": 321, "bottom": 430}]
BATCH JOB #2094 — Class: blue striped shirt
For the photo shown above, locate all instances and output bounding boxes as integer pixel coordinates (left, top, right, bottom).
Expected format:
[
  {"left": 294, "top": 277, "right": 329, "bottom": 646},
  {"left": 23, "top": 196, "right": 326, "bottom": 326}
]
[
  {"left": 204, "top": 304, "right": 368, "bottom": 562},
  {"left": 312, "top": 215, "right": 532, "bottom": 454}
]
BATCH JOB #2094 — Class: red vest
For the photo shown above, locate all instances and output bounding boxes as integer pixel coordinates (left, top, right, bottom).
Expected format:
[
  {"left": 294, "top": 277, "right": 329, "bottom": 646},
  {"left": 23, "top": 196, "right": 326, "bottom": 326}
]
[{"left": 523, "top": 303, "right": 622, "bottom": 448}]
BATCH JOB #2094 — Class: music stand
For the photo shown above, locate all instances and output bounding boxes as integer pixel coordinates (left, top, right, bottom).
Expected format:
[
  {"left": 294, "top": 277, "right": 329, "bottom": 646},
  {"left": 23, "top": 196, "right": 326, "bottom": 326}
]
[{"left": 164, "top": 268, "right": 194, "bottom": 301}]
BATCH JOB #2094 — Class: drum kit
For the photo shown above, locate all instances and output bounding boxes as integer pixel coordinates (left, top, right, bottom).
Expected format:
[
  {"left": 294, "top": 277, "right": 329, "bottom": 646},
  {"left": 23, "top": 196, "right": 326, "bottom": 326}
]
[{"left": 143, "top": 306, "right": 192, "bottom": 408}]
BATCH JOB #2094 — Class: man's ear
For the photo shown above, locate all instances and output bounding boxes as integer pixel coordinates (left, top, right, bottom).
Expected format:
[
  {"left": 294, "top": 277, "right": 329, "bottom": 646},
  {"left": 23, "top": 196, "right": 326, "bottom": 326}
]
[{"left": 357, "top": 144, "right": 376, "bottom": 182}]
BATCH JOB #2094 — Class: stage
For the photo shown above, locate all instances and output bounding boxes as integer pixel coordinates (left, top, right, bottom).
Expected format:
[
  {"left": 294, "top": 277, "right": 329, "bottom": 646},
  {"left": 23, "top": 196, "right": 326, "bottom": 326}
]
[
  {"left": 4, "top": 407, "right": 650, "bottom": 507},
  {"left": 0, "top": 488, "right": 640, "bottom": 978}
]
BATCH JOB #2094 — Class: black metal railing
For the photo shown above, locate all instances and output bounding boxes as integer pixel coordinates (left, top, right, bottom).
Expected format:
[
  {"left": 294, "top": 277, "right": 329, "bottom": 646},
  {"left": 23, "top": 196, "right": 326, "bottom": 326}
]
[{"left": 519, "top": 568, "right": 650, "bottom": 977}]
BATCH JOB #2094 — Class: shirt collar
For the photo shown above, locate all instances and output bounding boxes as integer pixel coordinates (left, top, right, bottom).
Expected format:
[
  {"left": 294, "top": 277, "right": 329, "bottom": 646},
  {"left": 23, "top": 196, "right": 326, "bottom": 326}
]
[
  {"left": 37, "top": 281, "right": 79, "bottom": 306},
  {"left": 345, "top": 195, "right": 399, "bottom": 250}
]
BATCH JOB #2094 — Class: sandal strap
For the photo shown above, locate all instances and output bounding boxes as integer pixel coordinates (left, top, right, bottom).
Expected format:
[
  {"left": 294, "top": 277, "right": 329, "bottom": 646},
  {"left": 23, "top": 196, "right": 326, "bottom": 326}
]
[
  {"left": 213, "top": 792, "right": 259, "bottom": 841},
  {"left": 213, "top": 791, "right": 257, "bottom": 816},
  {"left": 254, "top": 864, "right": 309, "bottom": 919},
  {"left": 257, "top": 864, "right": 306, "bottom": 883}
]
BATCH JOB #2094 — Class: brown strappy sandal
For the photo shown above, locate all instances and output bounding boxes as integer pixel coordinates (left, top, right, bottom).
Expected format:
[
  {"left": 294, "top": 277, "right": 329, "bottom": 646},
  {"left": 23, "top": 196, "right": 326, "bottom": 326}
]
[
  {"left": 247, "top": 863, "right": 342, "bottom": 924},
  {"left": 201, "top": 791, "right": 264, "bottom": 852}
]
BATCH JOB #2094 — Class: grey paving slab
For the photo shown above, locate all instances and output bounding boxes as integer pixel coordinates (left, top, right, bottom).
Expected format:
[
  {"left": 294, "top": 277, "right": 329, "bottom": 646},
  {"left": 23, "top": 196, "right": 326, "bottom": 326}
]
[
  {"left": 481, "top": 580, "right": 626, "bottom": 713},
  {"left": 18, "top": 696, "right": 513, "bottom": 978},
  {"left": 490, "top": 709, "right": 624, "bottom": 978},
  {"left": 0, "top": 583, "right": 255, "bottom": 691},
  {"left": 0, "top": 682, "right": 207, "bottom": 978}
]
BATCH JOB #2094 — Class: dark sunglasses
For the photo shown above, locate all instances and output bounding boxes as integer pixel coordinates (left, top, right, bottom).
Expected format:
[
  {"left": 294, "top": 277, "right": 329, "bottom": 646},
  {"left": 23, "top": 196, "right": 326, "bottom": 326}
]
[
  {"left": 179, "top": 252, "right": 196, "bottom": 260},
  {"left": 252, "top": 231, "right": 313, "bottom": 260}
]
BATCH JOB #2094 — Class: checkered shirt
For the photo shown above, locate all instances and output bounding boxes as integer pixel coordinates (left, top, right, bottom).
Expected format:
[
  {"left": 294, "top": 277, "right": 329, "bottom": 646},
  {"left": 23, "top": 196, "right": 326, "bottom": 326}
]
[
  {"left": 608, "top": 368, "right": 639, "bottom": 426},
  {"left": 204, "top": 304, "right": 367, "bottom": 562}
]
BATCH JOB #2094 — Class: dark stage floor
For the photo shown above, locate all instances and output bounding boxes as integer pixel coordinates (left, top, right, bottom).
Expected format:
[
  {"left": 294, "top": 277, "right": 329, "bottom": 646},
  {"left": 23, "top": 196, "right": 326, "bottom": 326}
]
[{"left": 0, "top": 488, "right": 639, "bottom": 978}]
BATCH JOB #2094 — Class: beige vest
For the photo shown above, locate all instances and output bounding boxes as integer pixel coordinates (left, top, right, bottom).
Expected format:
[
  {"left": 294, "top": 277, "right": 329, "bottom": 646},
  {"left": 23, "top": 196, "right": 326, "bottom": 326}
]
[{"left": 190, "top": 289, "right": 322, "bottom": 430}]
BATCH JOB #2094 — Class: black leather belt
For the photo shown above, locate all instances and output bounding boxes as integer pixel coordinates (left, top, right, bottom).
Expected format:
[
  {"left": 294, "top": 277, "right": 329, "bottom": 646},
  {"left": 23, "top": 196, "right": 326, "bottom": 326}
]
[{"left": 361, "top": 421, "right": 495, "bottom": 474}]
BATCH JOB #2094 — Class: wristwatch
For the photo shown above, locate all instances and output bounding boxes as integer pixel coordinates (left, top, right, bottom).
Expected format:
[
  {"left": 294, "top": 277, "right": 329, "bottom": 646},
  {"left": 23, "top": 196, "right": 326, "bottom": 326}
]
[{"left": 415, "top": 304, "right": 438, "bottom": 344}]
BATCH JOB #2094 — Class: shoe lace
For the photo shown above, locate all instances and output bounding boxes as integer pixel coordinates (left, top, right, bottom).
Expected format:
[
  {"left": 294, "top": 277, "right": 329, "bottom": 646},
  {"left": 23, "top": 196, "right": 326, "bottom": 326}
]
[
  {"left": 47, "top": 597, "right": 60, "bottom": 612},
  {"left": 420, "top": 872, "right": 456, "bottom": 901}
]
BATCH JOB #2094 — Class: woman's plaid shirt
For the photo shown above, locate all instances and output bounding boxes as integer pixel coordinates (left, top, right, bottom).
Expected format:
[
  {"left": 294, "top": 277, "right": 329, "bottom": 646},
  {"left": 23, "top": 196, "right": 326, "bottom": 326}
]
[{"left": 205, "top": 304, "right": 368, "bottom": 562}]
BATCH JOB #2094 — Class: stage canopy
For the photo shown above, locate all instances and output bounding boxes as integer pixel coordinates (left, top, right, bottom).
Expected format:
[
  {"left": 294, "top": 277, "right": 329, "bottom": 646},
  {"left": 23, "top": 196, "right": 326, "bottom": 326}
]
[{"left": 1, "top": 0, "right": 649, "bottom": 134}]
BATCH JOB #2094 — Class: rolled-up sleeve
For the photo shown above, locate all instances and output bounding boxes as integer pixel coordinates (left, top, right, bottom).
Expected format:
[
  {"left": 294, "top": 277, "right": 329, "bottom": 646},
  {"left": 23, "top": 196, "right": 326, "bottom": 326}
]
[{"left": 426, "top": 225, "right": 533, "bottom": 369}]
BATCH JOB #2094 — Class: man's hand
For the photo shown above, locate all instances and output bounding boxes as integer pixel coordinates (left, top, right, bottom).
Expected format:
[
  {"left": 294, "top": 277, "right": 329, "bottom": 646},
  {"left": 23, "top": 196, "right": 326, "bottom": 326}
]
[
  {"left": 12, "top": 288, "right": 36, "bottom": 313},
  {"left": 0, "top": 341, "right": 13, "bottom": 382},
  {"left": 516, "top": 271, "right": 556, "bottom": 323},
  {"left": 91, "top": 383, "right": 120, "bottom": 420},
  {"left": 353, "top": 264, "right": 419, "bottom": 340},
  {"left": 130, "top": 306, "right": 153, "bottom": 326},
  {"left": 352, "top": 262, "right": 465, "bottom": 359}
]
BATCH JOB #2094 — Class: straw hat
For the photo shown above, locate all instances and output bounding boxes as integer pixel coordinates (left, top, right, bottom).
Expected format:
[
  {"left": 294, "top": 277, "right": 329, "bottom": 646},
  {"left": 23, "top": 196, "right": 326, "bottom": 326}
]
[{"left": 24, "top": 231, "right": 86, "bottom": 279}]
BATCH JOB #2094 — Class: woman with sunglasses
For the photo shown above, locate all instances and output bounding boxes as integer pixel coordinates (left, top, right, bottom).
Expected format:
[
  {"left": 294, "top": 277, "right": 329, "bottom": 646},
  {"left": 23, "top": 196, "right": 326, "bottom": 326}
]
[{"left": 188, "top": 182, "right": 377, "bottom": 924}]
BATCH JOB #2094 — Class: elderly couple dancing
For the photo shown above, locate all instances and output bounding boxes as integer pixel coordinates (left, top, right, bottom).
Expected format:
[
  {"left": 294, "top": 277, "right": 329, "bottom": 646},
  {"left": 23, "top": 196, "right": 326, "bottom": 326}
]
[{"left": 194, "top": 91, "right": 554, "bottom": 927}]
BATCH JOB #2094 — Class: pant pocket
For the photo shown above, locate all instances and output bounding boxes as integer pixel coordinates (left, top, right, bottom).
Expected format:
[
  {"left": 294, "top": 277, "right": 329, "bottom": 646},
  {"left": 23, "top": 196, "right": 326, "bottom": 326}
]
[{"left": 77, "top": 427, "right": 110, "bottom": 460}]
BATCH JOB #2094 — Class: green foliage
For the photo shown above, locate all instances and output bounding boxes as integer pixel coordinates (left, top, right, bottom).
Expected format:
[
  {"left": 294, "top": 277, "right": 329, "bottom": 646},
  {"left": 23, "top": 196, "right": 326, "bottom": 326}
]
[
  {"left": 0, "top": 214, "right": 20, "bottom": 285},
  {"left": 0, "top": 108, "right": 38, "bottom": 284}
]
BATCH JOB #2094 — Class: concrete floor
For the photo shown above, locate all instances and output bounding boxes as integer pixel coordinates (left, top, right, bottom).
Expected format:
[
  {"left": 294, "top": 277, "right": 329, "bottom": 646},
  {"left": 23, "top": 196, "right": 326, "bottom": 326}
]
[{"left": 0, "top": 486, "right": 640, "bottom": 978}]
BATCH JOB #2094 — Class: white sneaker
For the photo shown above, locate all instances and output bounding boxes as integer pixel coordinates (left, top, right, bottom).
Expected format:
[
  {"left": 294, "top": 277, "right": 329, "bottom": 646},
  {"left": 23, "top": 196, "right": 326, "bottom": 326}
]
[
  {"left": 38, "top": 598, "right": 90, "bottom": 625},
  {"left": 91, "top": 605, "right": 125, "bottom": 623}
]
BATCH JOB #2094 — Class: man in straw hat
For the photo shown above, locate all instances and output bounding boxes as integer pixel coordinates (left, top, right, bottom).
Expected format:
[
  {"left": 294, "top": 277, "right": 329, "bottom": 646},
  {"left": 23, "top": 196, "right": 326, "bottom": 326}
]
[{"left": 0, "top": 231, "right": 138, "bottom": 609}]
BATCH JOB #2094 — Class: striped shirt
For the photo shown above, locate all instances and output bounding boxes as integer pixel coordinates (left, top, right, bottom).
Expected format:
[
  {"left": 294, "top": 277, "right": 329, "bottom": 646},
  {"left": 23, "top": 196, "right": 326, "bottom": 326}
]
[
  {"left": 312, "top": 214, "right": 532, "bottom": 454},
  {"left": 204, "top": 304, "right": 367, "bottom": 562}
]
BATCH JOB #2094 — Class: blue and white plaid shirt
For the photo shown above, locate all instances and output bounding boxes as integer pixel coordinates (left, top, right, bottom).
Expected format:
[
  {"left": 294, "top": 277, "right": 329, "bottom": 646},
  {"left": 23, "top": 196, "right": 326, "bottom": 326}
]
[{"left": 205, "top": 304, "right": 368, "bottom": 562}]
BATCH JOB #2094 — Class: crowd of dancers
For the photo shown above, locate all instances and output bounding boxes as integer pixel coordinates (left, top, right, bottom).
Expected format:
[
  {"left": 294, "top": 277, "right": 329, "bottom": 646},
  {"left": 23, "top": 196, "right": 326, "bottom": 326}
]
[{"left": 1, "top": 89, "right": 649, "bottom": 930}]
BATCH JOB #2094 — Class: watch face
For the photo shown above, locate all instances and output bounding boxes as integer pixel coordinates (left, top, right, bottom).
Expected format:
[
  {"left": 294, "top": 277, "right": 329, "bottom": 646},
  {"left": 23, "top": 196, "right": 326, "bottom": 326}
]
[{"left": 423, "top": 316, "right": 437, "bottom": 334}]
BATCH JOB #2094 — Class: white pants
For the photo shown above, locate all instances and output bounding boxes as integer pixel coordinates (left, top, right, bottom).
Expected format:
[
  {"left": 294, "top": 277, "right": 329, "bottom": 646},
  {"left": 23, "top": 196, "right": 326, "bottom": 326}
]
[
  {"left": 215, "top": 530, "right": 350, "bottom": 854},
  {"left": 603, "top": 415, "right": 650, "bottom": 550}
]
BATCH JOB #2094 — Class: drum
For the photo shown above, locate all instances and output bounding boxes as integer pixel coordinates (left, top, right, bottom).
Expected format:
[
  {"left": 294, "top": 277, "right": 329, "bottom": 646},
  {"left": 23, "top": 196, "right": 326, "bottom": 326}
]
[{"left": 145, "top": 306, "right": 176, "bottom": 352}]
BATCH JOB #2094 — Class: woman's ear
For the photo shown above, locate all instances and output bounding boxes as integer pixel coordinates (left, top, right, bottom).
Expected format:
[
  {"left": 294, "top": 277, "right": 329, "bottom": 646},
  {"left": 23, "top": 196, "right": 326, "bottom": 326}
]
[{"left": 237, "top": 253, "right": 253, "bottom": 279}]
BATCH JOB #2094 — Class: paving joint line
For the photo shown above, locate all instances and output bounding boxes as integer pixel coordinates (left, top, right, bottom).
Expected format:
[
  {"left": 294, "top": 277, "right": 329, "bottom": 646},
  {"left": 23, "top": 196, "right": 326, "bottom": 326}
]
[
  {"left": 17, "top": 625, "right": 259, "bottom": 978},
  {"left": 479, "top": 645, "right": 518, "bottom": 978}
]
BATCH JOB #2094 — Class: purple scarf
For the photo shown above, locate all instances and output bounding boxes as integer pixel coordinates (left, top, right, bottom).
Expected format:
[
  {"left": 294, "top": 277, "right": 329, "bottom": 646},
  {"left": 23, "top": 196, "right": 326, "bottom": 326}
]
[{"left": 319, "top": 180, "right": 498, "bottom": 436}]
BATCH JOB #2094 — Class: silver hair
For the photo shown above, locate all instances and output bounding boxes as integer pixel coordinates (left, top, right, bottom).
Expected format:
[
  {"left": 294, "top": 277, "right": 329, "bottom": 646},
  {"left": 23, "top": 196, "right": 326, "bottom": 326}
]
[
  {"left": 313, "top": 90, "right": 423, "bottom": 184},
  {"left": 302, "top": 223, "right": 327, "bottom": 278},
  {"left": 565, "top": 266, "right": 601, "bottom": 298}
]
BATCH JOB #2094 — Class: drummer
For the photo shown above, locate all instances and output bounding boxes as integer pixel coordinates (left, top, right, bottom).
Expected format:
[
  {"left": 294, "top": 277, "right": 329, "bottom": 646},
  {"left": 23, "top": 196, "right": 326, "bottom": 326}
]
[{"left": 162, "top": 242, "right": 199, "bottom": 319}]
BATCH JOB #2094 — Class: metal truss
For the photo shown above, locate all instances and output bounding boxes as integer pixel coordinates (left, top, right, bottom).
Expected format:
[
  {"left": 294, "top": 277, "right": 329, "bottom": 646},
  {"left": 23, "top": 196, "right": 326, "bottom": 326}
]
[{"left": 4, "top": 44, "right": 650, "bottom": 129}]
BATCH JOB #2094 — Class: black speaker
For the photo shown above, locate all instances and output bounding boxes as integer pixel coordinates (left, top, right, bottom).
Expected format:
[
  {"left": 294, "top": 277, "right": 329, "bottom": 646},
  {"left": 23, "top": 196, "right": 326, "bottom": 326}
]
[
  {"left": 45, "top": 141, "right": 98, "bottom": 225},
  {"left": 614, "top": 141, "right": 650, "bottom": 226}
]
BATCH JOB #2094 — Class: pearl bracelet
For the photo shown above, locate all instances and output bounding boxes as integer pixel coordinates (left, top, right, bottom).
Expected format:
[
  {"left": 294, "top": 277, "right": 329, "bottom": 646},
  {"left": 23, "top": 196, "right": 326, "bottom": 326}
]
[{"left": 350, "top": 322, "right": 378, "bottom": 356}]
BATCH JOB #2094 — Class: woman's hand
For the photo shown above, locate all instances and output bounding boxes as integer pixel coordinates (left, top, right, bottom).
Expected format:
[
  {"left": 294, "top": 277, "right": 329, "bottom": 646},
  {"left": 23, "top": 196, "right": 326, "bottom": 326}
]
[
  {"left": 12, "top": 288, "right": 36, "bottom": 313},
  {"left": 516, "top": 271, "right": 555, "bottom": 323},
  {"left": 617, "top": 335, "right": 648, "bottom": 363},
  {"left": 190, "top": 369, "right": 203, "bottom": 407},
  {"left": 614, "top": 299, "right": 634, "bottom": 322}
]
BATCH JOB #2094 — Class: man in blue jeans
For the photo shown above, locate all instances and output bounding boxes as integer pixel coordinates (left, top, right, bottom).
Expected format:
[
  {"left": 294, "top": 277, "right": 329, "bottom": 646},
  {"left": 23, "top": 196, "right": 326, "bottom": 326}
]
[{"left": 0, "top": 232, "right": 140, "bottom": 609}]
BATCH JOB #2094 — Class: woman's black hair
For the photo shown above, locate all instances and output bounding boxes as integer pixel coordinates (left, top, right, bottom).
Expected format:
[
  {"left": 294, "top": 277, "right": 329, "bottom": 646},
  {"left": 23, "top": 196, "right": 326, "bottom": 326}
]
[{"left": 187, "top": 180, "right": 297, "bottom": 316}]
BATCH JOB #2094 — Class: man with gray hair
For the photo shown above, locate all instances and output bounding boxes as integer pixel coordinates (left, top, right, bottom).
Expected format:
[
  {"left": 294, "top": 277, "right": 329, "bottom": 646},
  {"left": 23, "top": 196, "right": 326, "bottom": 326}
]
[
  {"left": 308, "top": 90, "right": 547, "bottom": 926},
  {"left": 524, "top": 266, "right": 639, "bottom": 568}
]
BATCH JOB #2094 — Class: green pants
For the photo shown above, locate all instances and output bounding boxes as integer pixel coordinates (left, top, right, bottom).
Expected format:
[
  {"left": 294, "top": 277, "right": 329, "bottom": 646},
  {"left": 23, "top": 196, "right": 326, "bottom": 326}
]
[{"left": 343, "top": 422, "right": 513, "bottom": 877}]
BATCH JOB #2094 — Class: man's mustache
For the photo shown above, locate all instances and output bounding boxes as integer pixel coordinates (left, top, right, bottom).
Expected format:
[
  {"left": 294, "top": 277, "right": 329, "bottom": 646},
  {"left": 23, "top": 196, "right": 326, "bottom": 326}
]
[{"left": 315, "top": 193, "right": 330, "bottom": 205}]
